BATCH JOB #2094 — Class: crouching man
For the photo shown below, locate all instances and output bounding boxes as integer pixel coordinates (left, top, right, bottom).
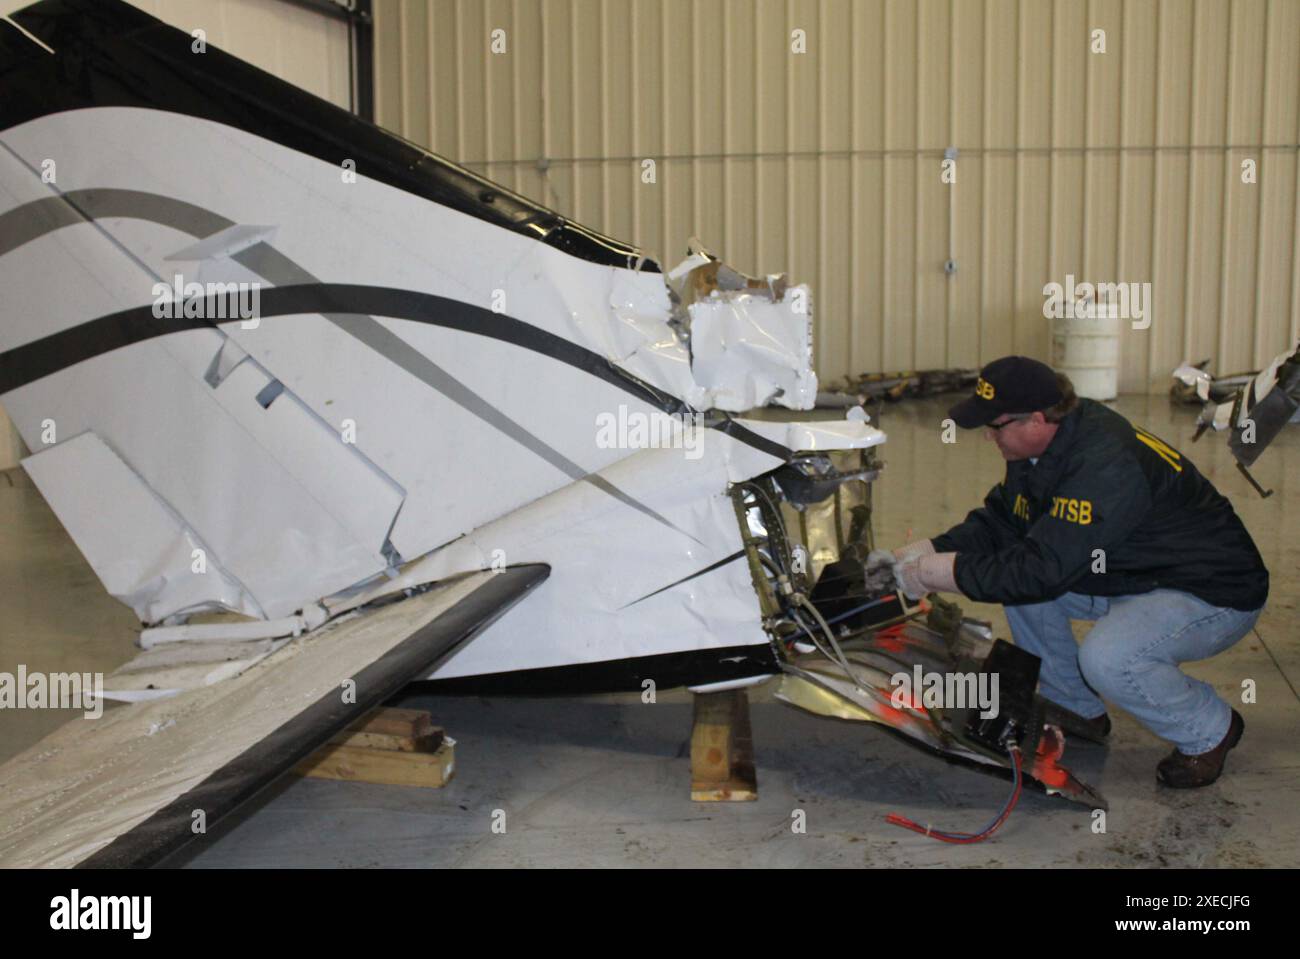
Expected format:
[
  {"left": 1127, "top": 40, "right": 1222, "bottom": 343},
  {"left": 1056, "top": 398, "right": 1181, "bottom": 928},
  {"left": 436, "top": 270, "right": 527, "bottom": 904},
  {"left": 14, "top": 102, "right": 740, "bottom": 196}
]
[{"left": 887, "top": 356, "right": 1268, "bottom": 788}]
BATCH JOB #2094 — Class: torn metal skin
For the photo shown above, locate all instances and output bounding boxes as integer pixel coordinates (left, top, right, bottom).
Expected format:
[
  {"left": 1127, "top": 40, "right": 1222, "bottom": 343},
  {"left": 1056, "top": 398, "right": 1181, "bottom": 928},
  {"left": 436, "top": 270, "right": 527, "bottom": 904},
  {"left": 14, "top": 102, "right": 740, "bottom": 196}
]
[{"left": 666, "top": 239, "right": 817, "bottom": 413}]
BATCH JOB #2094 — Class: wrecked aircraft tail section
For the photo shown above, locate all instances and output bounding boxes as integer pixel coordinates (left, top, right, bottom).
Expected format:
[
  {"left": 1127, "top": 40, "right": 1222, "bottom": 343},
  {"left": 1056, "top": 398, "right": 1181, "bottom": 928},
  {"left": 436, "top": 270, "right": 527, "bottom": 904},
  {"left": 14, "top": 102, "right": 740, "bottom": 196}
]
[
  {"left": 0, "top": 0, "right": 817, "bottom": 630},
  {"left": 0, "top": 0, "right": 1111, "bottom": 860}
]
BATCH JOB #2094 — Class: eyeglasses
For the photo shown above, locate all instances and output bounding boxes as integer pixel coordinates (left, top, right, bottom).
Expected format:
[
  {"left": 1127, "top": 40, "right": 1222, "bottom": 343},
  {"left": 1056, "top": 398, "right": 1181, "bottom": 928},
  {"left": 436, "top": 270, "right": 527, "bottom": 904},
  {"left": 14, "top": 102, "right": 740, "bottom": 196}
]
[{"left": 986, "top": 414, "right": 1032, "bottom": 431}]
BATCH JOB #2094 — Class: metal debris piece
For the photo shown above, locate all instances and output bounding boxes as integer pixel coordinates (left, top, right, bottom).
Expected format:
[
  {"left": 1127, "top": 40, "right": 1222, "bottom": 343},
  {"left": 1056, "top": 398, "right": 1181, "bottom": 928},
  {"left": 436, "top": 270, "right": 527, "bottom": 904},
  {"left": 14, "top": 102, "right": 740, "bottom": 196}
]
[
  {"left": 1174, "top": 342, "right": 1300, "bottom": 497},
  {"left": 777, "top": 624, "right": 1107, "bottom": 809},
  {"left": 822, "top": 368, "right": 979, "bottom": 408},
  {"left": 1170, "top": 360, "right": 1258, "bottom": 405}
]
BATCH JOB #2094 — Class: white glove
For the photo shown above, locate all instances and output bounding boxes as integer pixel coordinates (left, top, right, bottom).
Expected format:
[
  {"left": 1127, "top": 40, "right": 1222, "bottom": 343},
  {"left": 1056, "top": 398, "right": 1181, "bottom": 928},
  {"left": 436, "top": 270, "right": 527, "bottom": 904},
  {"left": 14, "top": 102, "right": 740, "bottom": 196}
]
[
  {"left": 895, "top": 560, "right": 927, "bottom": 600},
  {"left": 897, "top": 553, "right": 960, "bottom": 600},
  {"left": 893, "top": 539, "right": 937, "bottom": 564},
  {"left": 863, "top": 549, "right": 900, "bottom": 593}
]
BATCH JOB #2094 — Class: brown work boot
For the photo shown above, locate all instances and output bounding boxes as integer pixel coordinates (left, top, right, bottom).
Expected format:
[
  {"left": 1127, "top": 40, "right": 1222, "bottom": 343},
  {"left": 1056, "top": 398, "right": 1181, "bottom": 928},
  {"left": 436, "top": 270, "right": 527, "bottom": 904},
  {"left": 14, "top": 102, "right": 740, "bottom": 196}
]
[{"left": 1156, "top": 710, "right": 1244, "bottom": 788}]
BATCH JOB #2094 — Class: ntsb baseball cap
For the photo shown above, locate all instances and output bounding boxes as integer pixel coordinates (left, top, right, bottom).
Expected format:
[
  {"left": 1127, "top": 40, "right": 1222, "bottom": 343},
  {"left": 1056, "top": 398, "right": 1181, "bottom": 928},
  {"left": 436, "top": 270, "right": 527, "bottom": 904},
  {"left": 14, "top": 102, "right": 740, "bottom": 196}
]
[{"left": 948, "top": 356, "right": 1064, "bottom": 429}]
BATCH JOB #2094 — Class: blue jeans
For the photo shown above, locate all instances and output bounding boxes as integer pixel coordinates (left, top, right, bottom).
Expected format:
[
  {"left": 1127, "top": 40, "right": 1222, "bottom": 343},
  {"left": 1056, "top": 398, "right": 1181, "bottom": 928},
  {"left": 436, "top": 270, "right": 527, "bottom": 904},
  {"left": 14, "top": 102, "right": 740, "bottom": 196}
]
[{"left": 1004, "top": 590, "right": 1262, "bottom": 754}]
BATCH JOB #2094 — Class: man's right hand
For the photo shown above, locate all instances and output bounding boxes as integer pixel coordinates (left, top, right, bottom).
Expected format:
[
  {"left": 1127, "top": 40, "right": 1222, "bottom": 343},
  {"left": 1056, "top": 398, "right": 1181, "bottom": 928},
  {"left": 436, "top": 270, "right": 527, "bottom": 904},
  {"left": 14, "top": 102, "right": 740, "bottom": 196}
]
[{"left": 863, "top": 549, "right": 901, "bottom": 594}]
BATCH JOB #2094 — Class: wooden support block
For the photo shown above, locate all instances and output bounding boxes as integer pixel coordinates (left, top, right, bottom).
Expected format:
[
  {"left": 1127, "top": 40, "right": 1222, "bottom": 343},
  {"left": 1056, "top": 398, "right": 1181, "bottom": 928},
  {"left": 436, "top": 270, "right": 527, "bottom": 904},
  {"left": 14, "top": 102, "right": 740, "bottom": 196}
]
[
  {"left": 690, "top": 688, "right": 757, "bottom": 802},
  {"left": 296, "top": 706, "right": 454, "bottom": 788},
  {"left": 340, "top": 706, "right": 436, "bottom": 740},
  {"left": 296, "top": 740, "right": 455, "bottom": 788},
  {"left": 328, "top": 707, "right": 443, "bottom": 753}
]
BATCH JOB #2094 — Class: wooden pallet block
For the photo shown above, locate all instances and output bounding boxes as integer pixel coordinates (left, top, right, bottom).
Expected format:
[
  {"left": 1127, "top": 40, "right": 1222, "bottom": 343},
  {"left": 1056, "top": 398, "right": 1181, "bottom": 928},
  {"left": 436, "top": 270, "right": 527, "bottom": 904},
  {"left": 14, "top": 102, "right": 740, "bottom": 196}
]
[
  {"left": 690, "top": 688, "right": 757, "bottom": 801},
  {"left": 295, "top": 707, "right": 455, "bottom": 788}
]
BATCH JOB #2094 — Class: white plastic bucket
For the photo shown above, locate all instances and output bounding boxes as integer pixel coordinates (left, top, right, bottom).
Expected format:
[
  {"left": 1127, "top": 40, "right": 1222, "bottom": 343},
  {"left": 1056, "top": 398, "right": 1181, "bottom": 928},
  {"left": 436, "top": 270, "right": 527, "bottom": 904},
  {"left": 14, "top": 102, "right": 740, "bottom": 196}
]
[{"left": 1052, "top": 304, "right": 1120, "bottom": 400}]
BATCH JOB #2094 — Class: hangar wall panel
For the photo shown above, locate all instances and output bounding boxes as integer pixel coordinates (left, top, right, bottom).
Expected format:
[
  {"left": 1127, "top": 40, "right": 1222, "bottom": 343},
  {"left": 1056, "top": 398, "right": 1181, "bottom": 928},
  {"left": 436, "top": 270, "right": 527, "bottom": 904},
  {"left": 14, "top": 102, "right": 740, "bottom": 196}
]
[
  {"left": 123, "top": 0, "right": 353, "bottom": 108},
  {"left": 373, "top": 0, "right": 1300, "bottom": 394}
]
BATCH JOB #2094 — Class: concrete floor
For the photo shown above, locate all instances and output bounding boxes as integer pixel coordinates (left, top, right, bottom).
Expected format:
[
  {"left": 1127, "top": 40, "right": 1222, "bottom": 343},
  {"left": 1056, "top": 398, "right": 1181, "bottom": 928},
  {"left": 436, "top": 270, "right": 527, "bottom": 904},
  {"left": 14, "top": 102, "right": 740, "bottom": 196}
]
[{"left": 3, "top": 394, "right": 1297, "bottom": 867}]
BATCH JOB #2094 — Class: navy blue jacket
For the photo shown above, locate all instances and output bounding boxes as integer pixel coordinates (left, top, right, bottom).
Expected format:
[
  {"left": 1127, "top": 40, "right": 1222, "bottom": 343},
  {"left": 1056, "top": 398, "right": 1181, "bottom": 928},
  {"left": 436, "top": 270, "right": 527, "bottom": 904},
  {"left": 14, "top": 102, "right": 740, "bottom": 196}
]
[{"left": 931, "top": 400, "right": 1268, "bottom": 610}]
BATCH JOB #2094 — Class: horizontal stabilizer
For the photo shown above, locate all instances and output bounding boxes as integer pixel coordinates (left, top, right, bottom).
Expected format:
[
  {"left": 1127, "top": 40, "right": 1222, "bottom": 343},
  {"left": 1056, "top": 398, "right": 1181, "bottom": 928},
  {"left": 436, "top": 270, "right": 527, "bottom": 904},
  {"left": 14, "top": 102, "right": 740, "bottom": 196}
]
[{"left": 0, "top": 565, "right": 549, "bottom": 868}]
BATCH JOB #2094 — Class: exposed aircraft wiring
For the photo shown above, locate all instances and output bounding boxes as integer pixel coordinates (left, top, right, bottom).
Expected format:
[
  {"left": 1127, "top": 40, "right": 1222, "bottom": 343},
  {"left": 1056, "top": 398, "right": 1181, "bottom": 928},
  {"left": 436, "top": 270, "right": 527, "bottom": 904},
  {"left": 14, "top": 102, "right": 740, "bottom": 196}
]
[
  {"left": 741, "top": 480, "right": 882, "bottom": 696},
  {"left": 791, "top": 593, "right": 876, "bottom": 696},
  {"left": 743, "top": 474, "right": 928, "bottom": 722},
  {"left": 886, "top": 743, "right": 1023, "bottom": 843},
  {"left": 787, "top": 594, "right": 896, "bottom": 637}
]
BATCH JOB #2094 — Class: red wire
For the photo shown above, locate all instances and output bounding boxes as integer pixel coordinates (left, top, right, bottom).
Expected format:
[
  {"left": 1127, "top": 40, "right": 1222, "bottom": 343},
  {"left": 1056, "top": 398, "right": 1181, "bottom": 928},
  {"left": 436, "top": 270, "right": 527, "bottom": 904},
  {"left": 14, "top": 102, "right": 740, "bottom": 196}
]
[{"left": 885, "top": 747, "right": 1023, "bottom": 844}]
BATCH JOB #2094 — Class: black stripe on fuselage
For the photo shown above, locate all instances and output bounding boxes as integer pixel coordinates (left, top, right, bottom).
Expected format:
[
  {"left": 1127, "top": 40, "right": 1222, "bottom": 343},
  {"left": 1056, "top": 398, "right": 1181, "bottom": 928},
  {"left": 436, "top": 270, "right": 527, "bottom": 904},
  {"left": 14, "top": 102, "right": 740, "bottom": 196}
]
[
  {"left": 0, "top": 282, "right": 793, "bottom": 461},
  {"left": 619, "top": 550, "right": 747, "bottom": 609}
]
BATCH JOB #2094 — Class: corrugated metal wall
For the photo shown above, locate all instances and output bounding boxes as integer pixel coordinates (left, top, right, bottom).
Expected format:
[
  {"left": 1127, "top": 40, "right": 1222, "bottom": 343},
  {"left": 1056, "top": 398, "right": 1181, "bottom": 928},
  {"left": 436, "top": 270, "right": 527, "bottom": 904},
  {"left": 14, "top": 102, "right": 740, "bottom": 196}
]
[
  {"left": 123, "top": 0, "right": 354, "bottom": 107},
  {"left": 373, "top": 0, "right": 1299, "bottom": 394},
  {"left": 1, "top": 0, "right": 352, "bottom": 106}
]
